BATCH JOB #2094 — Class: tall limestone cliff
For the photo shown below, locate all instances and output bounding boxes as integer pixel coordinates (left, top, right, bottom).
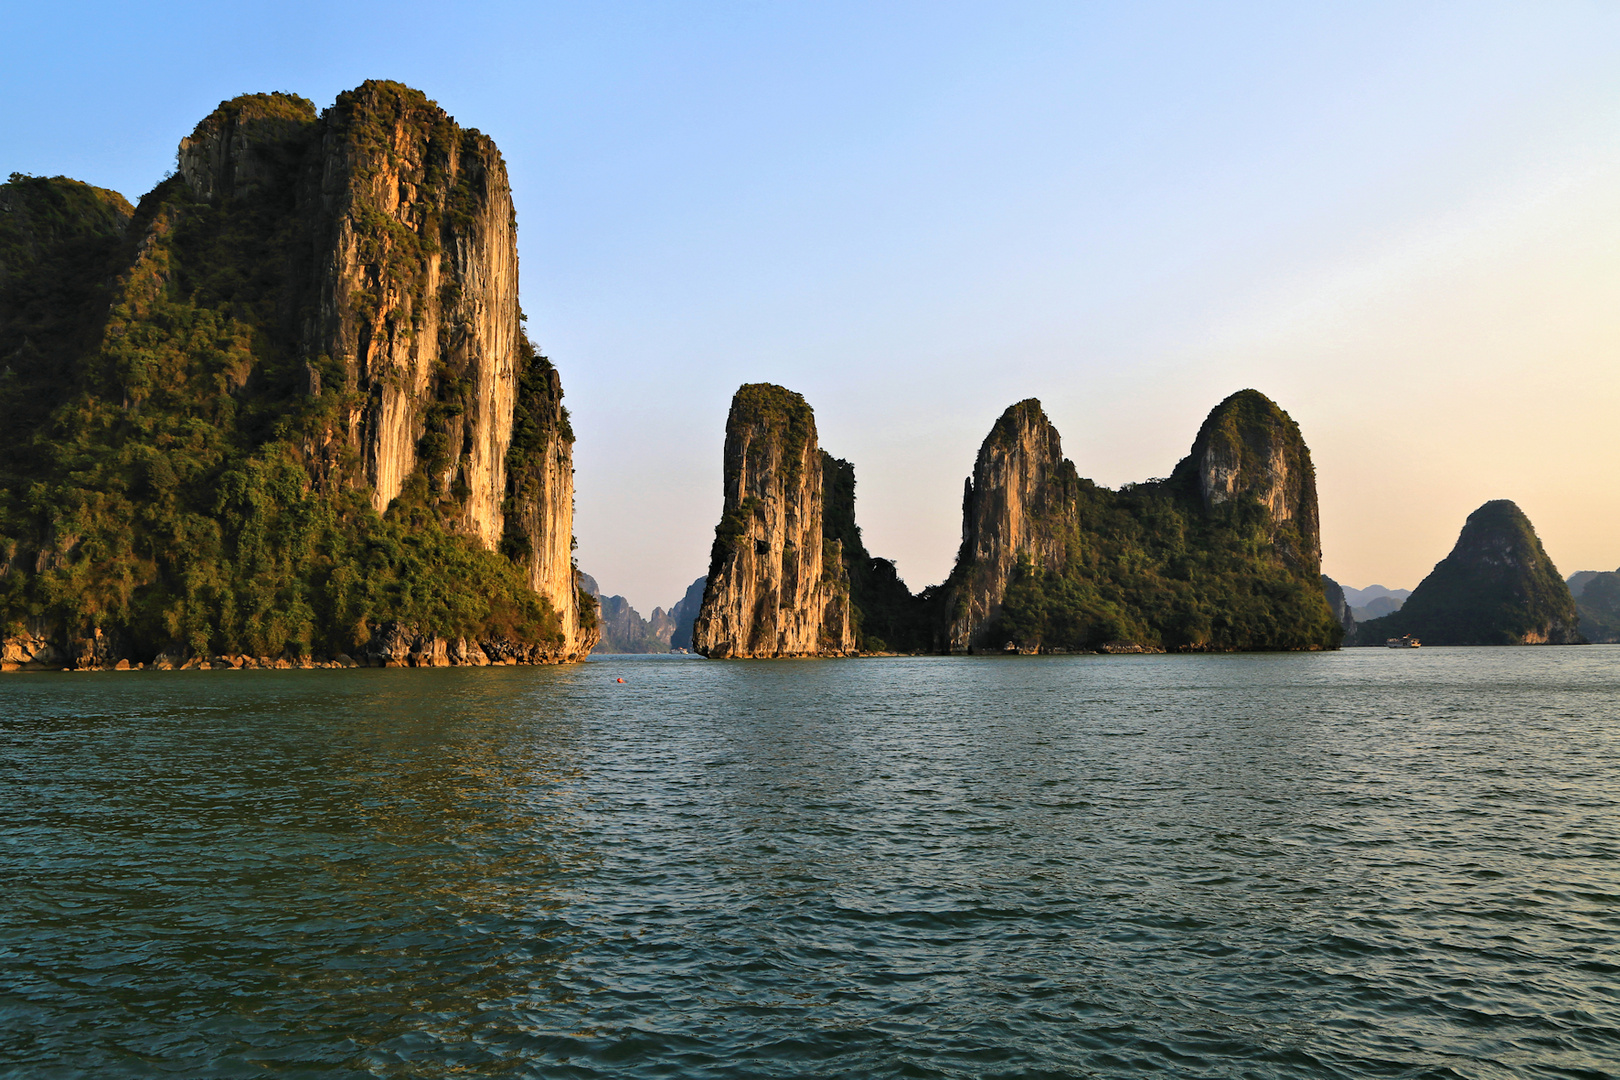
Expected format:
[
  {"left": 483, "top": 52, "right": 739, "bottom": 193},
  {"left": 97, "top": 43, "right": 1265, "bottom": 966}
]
[
  {"left": 944, "top": 400, "right": 1079, "bottom": 652},
  {"left": 502, "top": 348, "right": 595, "bottom": 656},
  {"left": 1173, "top": 389, "right": 1321, "bottom": 573},
  {"left": 177, "top": 86, "right": 522, "bottom": 548},
  {"left": 1355, "top": 500, "right": 1582, "bottom": 645},
  {"left": 0, "top": 83, "right": 594, "bottom": 668},
  {"left": 941, "top": 389, "right": 1339, "bottom": 653},
  {"left": 691, "top": 384, "right": 855, "bottom": 658}
]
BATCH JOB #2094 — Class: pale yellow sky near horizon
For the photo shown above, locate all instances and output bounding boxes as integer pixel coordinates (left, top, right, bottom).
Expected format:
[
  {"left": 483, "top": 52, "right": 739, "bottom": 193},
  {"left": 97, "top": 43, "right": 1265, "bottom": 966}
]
[
  {"left": 1224, "top": 138, "right": 1620, "bottom": 590},
  {"left": 570, "top": 142, "right": 1620, "bottom": 607},
  {"left": 802, "top": 82, "right": 1620, "bottom": 604}
]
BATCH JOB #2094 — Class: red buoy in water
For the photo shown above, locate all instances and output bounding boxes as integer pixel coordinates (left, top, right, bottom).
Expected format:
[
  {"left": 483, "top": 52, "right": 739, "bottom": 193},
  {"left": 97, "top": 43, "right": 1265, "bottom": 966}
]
[{"left": 616, "top": 677, "right": 626, "bottom": 683}]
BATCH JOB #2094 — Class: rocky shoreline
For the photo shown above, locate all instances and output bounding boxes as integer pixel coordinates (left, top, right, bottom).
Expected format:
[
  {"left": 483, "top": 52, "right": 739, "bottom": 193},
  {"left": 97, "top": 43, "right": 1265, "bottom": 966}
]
[{"left": 1, "top": 621, "right": 580, "bottom": 672}]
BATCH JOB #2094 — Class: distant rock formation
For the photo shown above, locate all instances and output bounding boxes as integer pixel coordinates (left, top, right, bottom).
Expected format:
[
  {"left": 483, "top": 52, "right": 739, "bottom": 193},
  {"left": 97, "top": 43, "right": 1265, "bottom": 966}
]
[
  {"left": 596, "top": 596, "right": 657, "bottom": 653},
  {"left": 1341, "top": 584, "right": 1412, "bottom": 609},
  {"left": 1352, "top": 595, "right": 1405, "bottom": 622},
  {"left": 578, "top": 573, "right": 680, "bottom": 654},
  {"left": 1567, "top": 571, "right": 1603, "bottom": 598},
  {"left": 667, "top": 576, "right": 706, "bottom": 651},
  {"left": 1569, "top": 568, "right": 1620, "bottom": 642},
  {"left": 1322, "top": 576, "right": 1356, "bottom": 637},
  {"left": 1173, "top": 388, "right": 1322, "bottom": 573},
  {"left": 939, "top": 390, "right": 1340, "bottom": 654},
  {"left": 646, "top": 605, "right": 677, "bottom": 648},
  {"left": 691, "top": 385, "right": 856, "bottom": 658},
  {"left": 572, "top": 573, "right": 708, "bottom": 653},
  {"left": 1354, "top": 501, "right": 1582, "bottom": 645}
]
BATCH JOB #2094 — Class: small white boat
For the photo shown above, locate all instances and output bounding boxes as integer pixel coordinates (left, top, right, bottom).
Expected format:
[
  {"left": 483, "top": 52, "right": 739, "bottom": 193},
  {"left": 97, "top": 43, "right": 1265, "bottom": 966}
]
[{"left": 1386, "top": 635, "right": 1421, "bottom": 649}]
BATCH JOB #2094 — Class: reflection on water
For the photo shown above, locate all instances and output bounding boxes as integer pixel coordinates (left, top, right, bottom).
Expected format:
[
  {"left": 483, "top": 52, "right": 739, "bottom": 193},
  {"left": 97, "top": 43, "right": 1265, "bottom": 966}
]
[
  {"left": 3, "top": 649, "right": 1619, "bottom": 1078},
  {"left": 3, "top": 669, "right": 598, "bottom": 1076}
]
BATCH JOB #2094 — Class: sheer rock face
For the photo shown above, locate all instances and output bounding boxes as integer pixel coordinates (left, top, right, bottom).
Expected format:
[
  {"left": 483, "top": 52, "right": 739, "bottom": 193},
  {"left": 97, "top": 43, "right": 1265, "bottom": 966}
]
[
  {"left": 178, "top": 84, "right": 519, "bottom": 548},
  {"left": 505, "top": 362, "right": 595, "bottom": 657},
  {"left": 692, "top": 384, "right": 855, "bottom": 658},
  {"left": 944, "top": 399, "right": 1078, "bottom": 652},
  {"left": 172, "top": 83, "right": 590, "bottom": 660},
  {"left": 1321, "top": 575, "right": 1356, "bottom": 636},
  {"left": 306, "top": 84, "right": 518, "bottom": 548},
  {"left": 1183, "top": 389, "right": 1321, "bottom": 573},
  {"left": 511, "top": 426, "right": 593, "bottom": 657}
]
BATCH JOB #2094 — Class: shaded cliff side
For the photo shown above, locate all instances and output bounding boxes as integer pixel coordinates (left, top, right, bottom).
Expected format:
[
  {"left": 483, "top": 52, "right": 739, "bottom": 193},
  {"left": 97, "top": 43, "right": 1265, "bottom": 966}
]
[
  {"left": 820, "top": 452, "right": 936, "bottom": 652},
  {"left": 691, "top": 385, "right": 855, "bottom": 658},
  {"left": 667, "top": 575, "right": 706, "bottom": 650},
  {"left": 1354, "top": 501, "right": 1582, "bottom": 645},
  {"left": 0, "top": 83, "right": 594, "bottom": 669},
  {"left": 942, "top": 390, "right": 1341, "bottom": 653},
  {"left": 1570, "top": 568, "right": 1620, "bottom": 643},
  {"left": 1322, "top": 575, "right": 1356, "bottom": 637}
]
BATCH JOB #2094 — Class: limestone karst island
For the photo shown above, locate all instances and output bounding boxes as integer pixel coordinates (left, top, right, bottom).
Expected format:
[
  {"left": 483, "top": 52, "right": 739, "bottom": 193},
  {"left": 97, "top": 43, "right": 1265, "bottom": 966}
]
[
  {"left": 0, "top": 84, "right": 596, "bottom": 670},
  {"left": 691, "top": 383, "right": 1343, "bottom": 657},
  {"left": 0, "top": 82, "right": 1595, "bottom": 671}
]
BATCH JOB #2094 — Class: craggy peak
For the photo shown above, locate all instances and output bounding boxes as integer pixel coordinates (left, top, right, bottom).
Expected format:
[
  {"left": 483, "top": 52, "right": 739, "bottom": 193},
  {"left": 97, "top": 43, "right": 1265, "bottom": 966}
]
[
  {"left": 0, "top": 82, "right": 596, "bottom": 671},
  {"left": 1353, "top": 499, "right": 1582, "bottom": 646},
  {"left": 937, "top": 388, "right": 1339, "bottom": 654},
  {"left": 691, "top": 383, "right": 856, "bottom": 658}
]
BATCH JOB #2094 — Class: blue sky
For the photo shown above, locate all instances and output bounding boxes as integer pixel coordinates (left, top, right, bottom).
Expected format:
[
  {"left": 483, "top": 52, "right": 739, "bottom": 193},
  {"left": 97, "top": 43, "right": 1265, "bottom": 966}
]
[{"left": 9, "top": 2, "right": 1620, "bottom": 612}]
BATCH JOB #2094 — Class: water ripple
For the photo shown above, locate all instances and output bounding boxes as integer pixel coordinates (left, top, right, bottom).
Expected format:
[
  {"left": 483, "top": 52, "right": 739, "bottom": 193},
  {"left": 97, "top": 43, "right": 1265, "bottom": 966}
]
[{"left": 2, "top": 649, "right": 1619, "bottom": 1077}]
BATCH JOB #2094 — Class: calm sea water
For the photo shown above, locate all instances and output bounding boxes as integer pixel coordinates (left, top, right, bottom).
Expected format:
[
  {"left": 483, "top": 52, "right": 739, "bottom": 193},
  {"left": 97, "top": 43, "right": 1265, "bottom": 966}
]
[{"left": 3, "top": 650, "right": 1618, "bottom": 1079}]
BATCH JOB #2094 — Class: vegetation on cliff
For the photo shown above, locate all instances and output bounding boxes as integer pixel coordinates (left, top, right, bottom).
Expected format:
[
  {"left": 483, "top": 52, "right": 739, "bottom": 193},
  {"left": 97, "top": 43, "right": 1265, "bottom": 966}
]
[
  {"left": 820, "top": 452, "right": 936, "bottom": 652},
  {"left": 0, "top": 84, "right": 584, "bottom": 663},
  {"left": 986, "top": 471, "right": 1340, "bottom": 651},
  {"left": 951, "top": 391, "right": 1341, "bottom": 652},
  {"left": 1353, "top": 500, "right": 1582, "bottom": 645},
  {"left": 699, "top": 388, "right": 1340, "bottom": 656},
  {"left": 693, "top": 383, "right": 855, "bottom": 658}
]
